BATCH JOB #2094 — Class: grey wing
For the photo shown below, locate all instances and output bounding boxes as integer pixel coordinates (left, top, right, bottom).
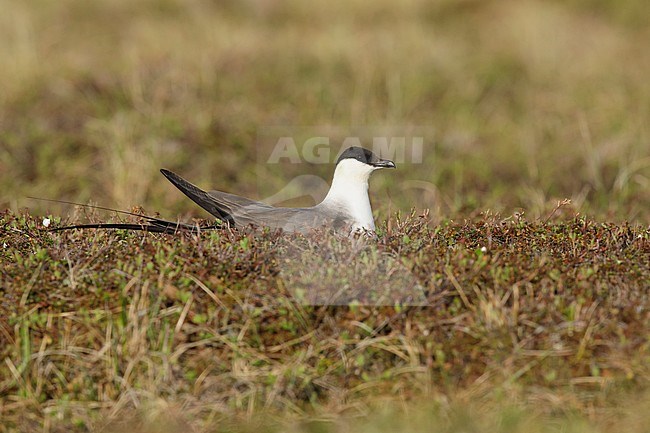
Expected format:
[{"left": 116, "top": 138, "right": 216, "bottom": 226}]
[
  {"left": 161, "top": 168, "right": 352, "bottom": 232},
  {"left": 161, "top": 169, "right": 271, "bottom": 226},
  {"left": 232, "top": 207, "right": 322, "bottom": 232},
  {"left": 237, "top": 205, "right": 353, "bottom": 233}
]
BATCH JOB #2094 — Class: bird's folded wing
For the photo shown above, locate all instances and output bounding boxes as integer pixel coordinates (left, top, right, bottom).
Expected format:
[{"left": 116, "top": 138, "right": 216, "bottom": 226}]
[
  {"left": 162, "top": 169, "right": 274, "bottom": 222},
  {"left": 161, "top": 169, "right": 348, "bottom": 232},
  {"left": 234, "top": 206, "right": 346, "bottom": 232}
]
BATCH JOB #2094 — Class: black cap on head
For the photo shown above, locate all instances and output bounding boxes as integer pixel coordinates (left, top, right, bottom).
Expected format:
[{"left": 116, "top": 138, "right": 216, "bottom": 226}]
[
  {"left": 336, "top": 147, "right": 396, "bottom": 168},
  {"left": 336, "top": 147, "right": 378, "bottom": 165}
]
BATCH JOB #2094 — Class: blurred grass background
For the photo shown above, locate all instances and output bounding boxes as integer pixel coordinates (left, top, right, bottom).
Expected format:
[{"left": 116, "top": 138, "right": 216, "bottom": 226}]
[{"left": 1, "top": 0, "right": 649, "bottom": 222}]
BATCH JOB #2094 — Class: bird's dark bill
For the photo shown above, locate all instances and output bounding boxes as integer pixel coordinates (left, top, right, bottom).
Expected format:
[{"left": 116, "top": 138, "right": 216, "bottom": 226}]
[{"left": 371, "top": 159, "right": 396, "bottom": 168}]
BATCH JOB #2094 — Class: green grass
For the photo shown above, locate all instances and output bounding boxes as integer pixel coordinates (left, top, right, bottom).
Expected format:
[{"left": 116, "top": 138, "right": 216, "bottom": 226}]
[
  {"left": 1, "top": 0, "right": 650, "bottom": 431},
  {"left": 1, "top": 211, "right": 649, "bottom": 431}
]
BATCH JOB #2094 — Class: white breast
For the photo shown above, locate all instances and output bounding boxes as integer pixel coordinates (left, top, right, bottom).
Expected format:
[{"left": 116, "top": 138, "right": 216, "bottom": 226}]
[{"left": 320, "top": 159, "right": 377, "bottom": 231}]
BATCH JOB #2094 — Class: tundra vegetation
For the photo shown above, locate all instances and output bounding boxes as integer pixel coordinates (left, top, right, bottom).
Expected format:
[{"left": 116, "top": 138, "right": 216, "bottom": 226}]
[{"left": 1, "top": 0, "right": 649, "bottom": 432}]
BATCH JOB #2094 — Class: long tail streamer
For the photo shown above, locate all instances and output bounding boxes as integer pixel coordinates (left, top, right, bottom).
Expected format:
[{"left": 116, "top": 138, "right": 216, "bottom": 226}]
[{"left": 29, "top": 197, "right": 223, "bottom": 234}]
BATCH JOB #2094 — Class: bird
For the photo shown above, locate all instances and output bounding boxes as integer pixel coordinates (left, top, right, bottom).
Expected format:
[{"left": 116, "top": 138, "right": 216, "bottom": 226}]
[{"left": 50, "top": 146, "right": 395, "bottom": 234}]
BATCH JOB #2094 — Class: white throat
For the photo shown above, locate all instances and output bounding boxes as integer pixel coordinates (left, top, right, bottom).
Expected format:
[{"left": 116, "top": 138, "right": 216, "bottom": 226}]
[{"left": 320, "top": 159, "right": 377, "bottom": 231}]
